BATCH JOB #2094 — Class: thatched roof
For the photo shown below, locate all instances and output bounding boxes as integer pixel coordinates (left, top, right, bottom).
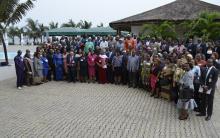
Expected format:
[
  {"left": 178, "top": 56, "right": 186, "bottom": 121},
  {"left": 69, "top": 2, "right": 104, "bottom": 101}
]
[{"left": 110, "top": 0, "right": 220, "bottom": 30}]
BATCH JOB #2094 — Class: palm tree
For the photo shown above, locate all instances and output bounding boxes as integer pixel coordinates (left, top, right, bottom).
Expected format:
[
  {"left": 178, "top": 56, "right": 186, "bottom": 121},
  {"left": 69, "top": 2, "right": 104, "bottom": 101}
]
[
  {"left": 0, "top": 0, "right": 35, "bottom": 65},
  {"left": 25, "top": 18, "right": 39, "bottom": 45},
  {"left": 38, "top": 23, "right": 49, "bottom": 43},
  {"left": 77, "top": 20, "right": 92, "bottom": 29},
  {"left": 17, "top": 27, "right": 24, "bottom": 45},
  {"left": 8, "top": 26, "right": 20, "bottom": 45},
  {"left": 61, "top": 19, "right": 76, "bottom": 27},
  {"left": 49, "top": 21, "right": 59, "bottom": 29}
]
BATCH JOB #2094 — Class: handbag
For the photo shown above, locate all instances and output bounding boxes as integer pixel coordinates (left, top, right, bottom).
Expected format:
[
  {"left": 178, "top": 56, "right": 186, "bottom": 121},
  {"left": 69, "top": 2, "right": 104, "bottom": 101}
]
[
  {"left": 159, "top": 78, "right": 170, "bottom": 86},
  {"left": 179, "top": 86, "right": 194, "bottom": 99}
]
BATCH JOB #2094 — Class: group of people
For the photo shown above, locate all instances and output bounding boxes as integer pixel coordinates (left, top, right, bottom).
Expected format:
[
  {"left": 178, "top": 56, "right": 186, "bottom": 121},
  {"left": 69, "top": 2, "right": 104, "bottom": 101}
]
[{"left": 14, "top": 34, "right": 220, "bottom": 121}]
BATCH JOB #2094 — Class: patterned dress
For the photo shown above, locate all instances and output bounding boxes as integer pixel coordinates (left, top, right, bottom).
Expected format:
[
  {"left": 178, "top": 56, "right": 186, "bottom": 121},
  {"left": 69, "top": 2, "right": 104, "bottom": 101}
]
[{"left": 141, "top": 61, "right": 151, "bottom": 85}]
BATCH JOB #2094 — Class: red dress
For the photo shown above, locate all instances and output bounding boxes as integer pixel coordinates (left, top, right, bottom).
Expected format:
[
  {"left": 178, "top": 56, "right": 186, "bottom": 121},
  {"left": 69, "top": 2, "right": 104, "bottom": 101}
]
[
  {"left": 88, "top": 53, "right": 97, "bottom": 78},
  {"left": 96, "top": 56, "right": 107, "bottom": 84}
]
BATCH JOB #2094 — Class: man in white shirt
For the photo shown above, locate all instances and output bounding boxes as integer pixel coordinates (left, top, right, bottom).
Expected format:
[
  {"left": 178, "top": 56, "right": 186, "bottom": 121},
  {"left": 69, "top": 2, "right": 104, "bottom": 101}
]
[{"left": 100, "top": 37, "right": 108, "bottom": 52}]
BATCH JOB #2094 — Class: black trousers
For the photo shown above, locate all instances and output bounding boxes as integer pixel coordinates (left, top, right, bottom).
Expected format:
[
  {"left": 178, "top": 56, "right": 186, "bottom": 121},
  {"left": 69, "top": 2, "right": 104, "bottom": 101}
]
[
  {"left": 107, "top": 66, "right": 114, "bottom": 83},
  {"left": 194, "top": 83, "right": 201, "bottom": 109},
  {"left": 201, "top": 93, "right": 214, "bottom": 116},
  {"left": 122, "top": 68, "right": 128, "bottom": 85},
  {"left": 128, "top": 71, "right": 137, "bottom": 87},
  {"left": 68, "top": 67, "right": 76, "bottom": 82}
]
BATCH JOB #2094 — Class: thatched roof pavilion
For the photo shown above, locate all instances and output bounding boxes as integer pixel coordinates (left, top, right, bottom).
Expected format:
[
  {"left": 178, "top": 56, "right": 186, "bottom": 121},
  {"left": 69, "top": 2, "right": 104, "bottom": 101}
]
[{"left": 109, "top": 0, "right": 220, "bottom": 35}]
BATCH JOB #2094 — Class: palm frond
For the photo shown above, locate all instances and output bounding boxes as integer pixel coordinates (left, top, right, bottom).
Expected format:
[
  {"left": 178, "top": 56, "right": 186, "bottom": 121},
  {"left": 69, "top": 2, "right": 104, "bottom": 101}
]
[
  {"left": 0, "top": 0, "right": 18, "bottom": 22},
  {"left": 6, "top": 0, "right": 35, "bottom": 26}
]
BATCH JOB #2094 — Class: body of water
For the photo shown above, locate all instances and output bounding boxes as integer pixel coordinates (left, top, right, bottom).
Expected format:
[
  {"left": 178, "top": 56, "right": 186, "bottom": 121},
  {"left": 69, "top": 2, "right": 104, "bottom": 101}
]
[
  {"left": 0, "top": 52, "right": 17, "bottom": 60},
  {"left": 0, "top": 52, "right": 29, "bottom": 60}
]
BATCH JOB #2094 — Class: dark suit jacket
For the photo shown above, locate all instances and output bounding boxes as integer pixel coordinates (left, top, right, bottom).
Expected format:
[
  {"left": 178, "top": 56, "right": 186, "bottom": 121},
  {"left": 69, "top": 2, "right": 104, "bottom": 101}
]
[
  {"left": 186, "top": 43, "right": 197, "bottom": 57},
  {"left": 66, "top": 54, "right": 77, "bottom": 67},
  {"left": 200, "top": 67, "right": 219, "bottom": 95},
  {"left": 198, "top": 43, "right": 207, "bottom": 55},
  {"left": 214, "top": 46, "right": 220, "bottom": 56}
]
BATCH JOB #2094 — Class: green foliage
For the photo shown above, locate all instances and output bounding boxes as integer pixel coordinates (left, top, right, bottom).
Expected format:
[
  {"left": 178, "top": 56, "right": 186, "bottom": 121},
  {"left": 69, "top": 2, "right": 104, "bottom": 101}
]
[
  {"left": 49, "top": 22, "right": 59, "bottom": 29},
  {"left": 60, "top": 19, "right": 93, "bottom": 29},
  {"left": 141, "top": 21, "right": 177, "bottom": 40},
  {"left": 61, "top": 19, "right": 76, "bottom": 28},
  {"left": 0, "top": 0, "right": 35, "bottom": 31},
  {"left": 25, "top": 18, "right": 49, "bottom": 44},
  {"left": 77, "top": 20, "right": 92, "bottom": 29},
  {"left": 0, "top": 0, "right": 35, "bottom": 64},
  {"left": 191, "top": 12, "right": 220, "bottom": 41},
  {"left": 7, "top": 26, "right": 19, "bottom": 44},
  {"left": 140, "top": 11, "right": 220, "bottom": 41}
]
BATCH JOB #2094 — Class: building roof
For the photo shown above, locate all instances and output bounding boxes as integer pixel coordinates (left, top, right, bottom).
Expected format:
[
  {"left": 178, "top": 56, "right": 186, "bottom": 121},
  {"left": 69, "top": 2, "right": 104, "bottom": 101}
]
[
  {"left": 45, "top": 27, "right": 128, "bottom": 36},
  {"left": 110, "top": 0, "right": 220, "bottom": 30}
]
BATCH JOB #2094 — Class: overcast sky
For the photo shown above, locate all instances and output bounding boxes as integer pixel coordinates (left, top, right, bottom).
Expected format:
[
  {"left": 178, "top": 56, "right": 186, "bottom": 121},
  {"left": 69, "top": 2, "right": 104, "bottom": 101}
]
[{"left": 17, "top": 0, "right": 220, "bottom": 27}]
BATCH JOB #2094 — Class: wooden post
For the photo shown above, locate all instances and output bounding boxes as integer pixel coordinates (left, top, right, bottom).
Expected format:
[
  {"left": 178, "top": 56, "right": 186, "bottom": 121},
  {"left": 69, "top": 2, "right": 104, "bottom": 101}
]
[{"left": 117, "top": 29, "right": 121, "bottom": 36}]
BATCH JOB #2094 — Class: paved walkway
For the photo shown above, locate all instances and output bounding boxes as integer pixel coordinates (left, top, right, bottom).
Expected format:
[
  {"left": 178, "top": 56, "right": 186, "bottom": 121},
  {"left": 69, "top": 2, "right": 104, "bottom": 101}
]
[{"left": 0, "top": 78, "right": 220, "bottom": 138}]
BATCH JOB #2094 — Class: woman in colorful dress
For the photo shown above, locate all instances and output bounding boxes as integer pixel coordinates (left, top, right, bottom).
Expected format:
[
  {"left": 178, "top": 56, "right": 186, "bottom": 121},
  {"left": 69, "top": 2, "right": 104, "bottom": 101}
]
[
  {"left": 172, "top": 59, "right": 185, "bottom": 103},
  {"left": 96, "top": 51, "right": 107, "bottom": 84},
  {"left": 41, "top": 52, "right": 49, "bottom": 82},
  {"left": 63, "top": 48, "right": 68, "bottom": 80},
  {"left": 156, "top": 57, "right": 173, "bottom": 98},
  {"left": 87, "top": 50, "right": 97, "bottom": 83},
  {"left": 53, "top": 49, "right": 63, "bottom": 81},
  {"left": 33, "top": 52, "right": 43, "bottom": 84},
  {"left": 141, "top": 53, "right": 151, "bottom": 90},
  {"left": 150, "top": 58, "right": 162, "bottom": 97}
]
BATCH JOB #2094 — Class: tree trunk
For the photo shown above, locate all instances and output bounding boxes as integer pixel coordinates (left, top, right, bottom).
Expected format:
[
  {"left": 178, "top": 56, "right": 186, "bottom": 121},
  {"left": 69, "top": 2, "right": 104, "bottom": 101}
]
[
  {"left": 12, "top": 36, "right": 15, "bottom": 45},
  {"left": 1, "top": 34, "right": 9, "bottom": 65},
  {"left": 41, "top": 36, "right": 43, "bottom": 43},
  {"left": 33, "top": 37, "right": 36, "bottom": 45},
  {"left": 19, "top": 36, "right": 21, "bottom": 45}
]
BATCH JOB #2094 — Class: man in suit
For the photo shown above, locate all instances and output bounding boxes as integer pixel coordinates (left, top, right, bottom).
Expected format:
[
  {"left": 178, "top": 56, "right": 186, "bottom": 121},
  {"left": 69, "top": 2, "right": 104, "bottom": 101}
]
[
  {"left": 67, "top": 50, "right": 77, "bottom": 82},
  {"left": 197, "top": 59, "right": 219, "bottom": 121},
  {"left": 186, "top": 39, "right": 197, "bottom": 58},
  {"left": 196, "top": 39, "right": 207, "bottom": 56},
  {"left": 127, "top": 51, "right": 139, "bottom": 88},
  {"left": 106, "top": 47, "right": 115, "bottom": 83}
]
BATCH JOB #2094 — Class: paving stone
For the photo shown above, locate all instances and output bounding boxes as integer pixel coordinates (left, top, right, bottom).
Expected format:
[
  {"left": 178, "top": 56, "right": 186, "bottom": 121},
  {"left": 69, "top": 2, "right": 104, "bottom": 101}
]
[{"left": 0, "top": 79, "right": 220, "bottom": 138}]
